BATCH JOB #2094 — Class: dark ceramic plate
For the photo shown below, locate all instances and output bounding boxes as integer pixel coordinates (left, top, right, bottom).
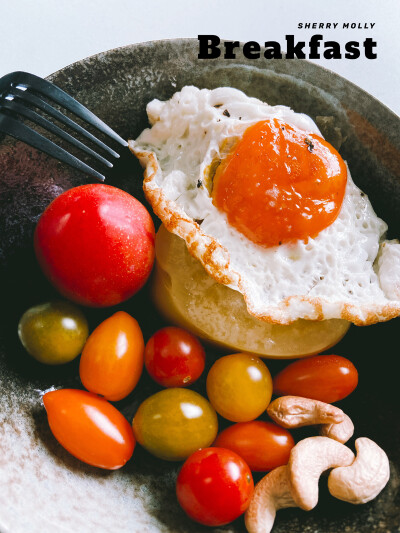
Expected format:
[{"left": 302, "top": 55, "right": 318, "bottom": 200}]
[{"left": 0, "top": 39, "right": 399, "bottom": 533}]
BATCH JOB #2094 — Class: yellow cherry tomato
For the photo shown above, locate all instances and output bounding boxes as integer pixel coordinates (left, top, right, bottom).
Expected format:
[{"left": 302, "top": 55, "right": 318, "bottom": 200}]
[
  {"left": 206, "top": 353, "right": 273, "bottom": 422},
  {"left": 132, "top": 388, "right": 218, "bottom": 461},
  {"left": 79, "top": 311, "right": 144, "bottom": 402}
]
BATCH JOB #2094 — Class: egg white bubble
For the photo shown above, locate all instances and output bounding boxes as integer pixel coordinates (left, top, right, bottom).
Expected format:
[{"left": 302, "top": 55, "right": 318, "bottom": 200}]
[{"left": 133, "top": 86, "right": 400, "bottom": 325}]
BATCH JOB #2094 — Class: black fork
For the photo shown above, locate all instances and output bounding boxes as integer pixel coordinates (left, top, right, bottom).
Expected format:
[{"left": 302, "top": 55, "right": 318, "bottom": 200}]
[{"left": 0, "top": 71, "right": 128, "bottom": 181}]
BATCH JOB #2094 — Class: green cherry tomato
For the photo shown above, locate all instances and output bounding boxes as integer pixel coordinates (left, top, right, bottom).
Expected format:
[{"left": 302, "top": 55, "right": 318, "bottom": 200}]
[
  {"left": 18, "top": 301, "right": 89, "bottom": 364},
  {"left": 132, "top": 388, "right": 218, "bottom": 461},
  {"left": 206, "top": 353, "right": 273, "bottom": 422}
]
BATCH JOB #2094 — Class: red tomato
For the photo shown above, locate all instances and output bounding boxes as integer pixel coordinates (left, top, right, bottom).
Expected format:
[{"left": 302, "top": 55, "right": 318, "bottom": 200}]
[
  {"left": 80, "top": 311, "right": 144, "bottom": 401},
  {"left": 34, "top": 184, "right": 155, "bottom": 307},
  {"left": 176, "top": 447, "right": 254, "bottom": 526},
  {"left": 213, "top": 421, "right": 294, "bottom": 472},
  {"left": 43, "top": 389, "right": 135, "bottom": 469},
  {"left": 144, "top": 327, "right": 205, "bottom": 387},
  {"left": 273, "top": 354, "right": 358, "bottom": 403}
]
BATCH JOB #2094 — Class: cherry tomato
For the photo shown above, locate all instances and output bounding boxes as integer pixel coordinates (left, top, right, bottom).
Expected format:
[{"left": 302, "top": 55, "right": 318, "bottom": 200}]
[
  {"left": 34, "top": 184, "right": 155, "bottom": 307},
  {"left": 144, "top": 327, "right": 205, "bottom": 387},
  {"left": 79, "top": 311, "right": 144, "bottom": 401},
  {"left": 273, "top": 354, "right": 358, "bottom": 403},
  {"left": 176, "top": 447, "right": 254, "bottom": 526},
  {"left": 132, "top": 388, "right": 218, "bottom": 461},
  {"left": 43, "top": 389, "right": 135, "bottom": 469},
  {"left": 213, "top": 421, "right": 295, "bottom": 472},
  {"left": 18, "top": 301, "right": 88, "bottom": 364},
  {"left": 206, "top": 353, "right": 273, "bottom": 422}
]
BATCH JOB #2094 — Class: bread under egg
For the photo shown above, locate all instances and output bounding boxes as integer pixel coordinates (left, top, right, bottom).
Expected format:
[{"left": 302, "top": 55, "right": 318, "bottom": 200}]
[{"left": 130, "top": 86, "right": 400, "bottom": 325}]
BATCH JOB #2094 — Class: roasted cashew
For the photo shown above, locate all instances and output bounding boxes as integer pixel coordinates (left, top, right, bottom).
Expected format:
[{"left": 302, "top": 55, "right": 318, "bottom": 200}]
[
  {"left": 267, "top": 396, "right": 344, "bottom": 428},
  {"left": 245, "top": 465, "right": 297, "bottom": 533},
  {"left": 328, "top": 437, "right": 390, "bottom": 504},
  {"left": 319, "top": 412, "right": 354, "bottom": 444},
  {"left": 267, "top": 396, "right": 354, "bottom": 444},
  {"left": 289, "top": 436, "right": 355, "bottom": 510}
]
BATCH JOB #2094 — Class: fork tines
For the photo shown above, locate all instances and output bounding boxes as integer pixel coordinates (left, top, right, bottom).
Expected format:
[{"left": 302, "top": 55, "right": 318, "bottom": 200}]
[{"left": 0, "top": 71, "right": 128, "bottom": 181}]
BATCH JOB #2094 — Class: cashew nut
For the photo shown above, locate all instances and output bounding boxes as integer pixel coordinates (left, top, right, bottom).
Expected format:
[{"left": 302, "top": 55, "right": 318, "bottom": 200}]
[
  {"left": 245, "top": 465, "right": 297, "bottom": 533},
  {"left": 319, "top": 412, "right": 354, "bottom": 444},
  {"left": 328, "top": 437, "right": 390, "bottom": 504},
  {"left": 289, "top": 436, "right": 355, "bottom": 510},
  {"left": 267, "top": 396, "right": 354, "bottom": 444},
  {"left": 267, "top": 396, "right": 344, "bottom": 428}
]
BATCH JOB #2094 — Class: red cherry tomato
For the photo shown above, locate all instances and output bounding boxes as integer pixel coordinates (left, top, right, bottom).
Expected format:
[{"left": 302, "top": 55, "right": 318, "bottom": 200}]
[
  {"left": 34, "top": 184, "right": 155, "bottom": 307},
  {"left": 80, "top": 311, "right": 144, "bottom": 401},
  {"left": 43, "top": 389, "right": 135, "bottom": 469},
  {"left": 144, "top": 327, "right": 205, "bottom": 387},
  {"left": 176, "top": 447, "right": 254, "bottom": 526},
  {"left": 213, "top": 421, "right": 294, "bottom": 472},
  {"left": 273, "top": 354, "right": 358, "bottom": 403}
]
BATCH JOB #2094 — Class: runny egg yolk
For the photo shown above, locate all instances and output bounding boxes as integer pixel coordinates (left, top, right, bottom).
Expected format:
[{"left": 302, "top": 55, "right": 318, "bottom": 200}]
[{"left": 212, "top": 119, "right": 347, "bottom": 248}]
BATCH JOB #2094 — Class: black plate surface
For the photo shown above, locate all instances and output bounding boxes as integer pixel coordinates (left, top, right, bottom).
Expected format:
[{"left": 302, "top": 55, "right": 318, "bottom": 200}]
[{"left": 0, "top": 39, "right": 399, "bottom": 532}]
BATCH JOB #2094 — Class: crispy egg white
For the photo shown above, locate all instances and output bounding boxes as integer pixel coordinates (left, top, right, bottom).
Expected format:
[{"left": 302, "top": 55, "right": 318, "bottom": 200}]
[{"left": 130, "top": 86, "right": 400, "bottom": 325}]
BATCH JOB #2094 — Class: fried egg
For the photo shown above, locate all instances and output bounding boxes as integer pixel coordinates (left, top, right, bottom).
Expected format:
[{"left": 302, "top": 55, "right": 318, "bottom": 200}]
[{"left": 130, "top": 86, "right": 400, "bottom": 325}]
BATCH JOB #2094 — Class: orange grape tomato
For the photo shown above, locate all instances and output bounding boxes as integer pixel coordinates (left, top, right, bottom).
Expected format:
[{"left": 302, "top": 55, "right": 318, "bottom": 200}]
[
  {"left": 212, "top": 119, "right": 347, "bottom": 247},
  {"left": 206, "top": 353, "right": 273, "bottom": 422},
  {"left": 43, "top": 389, "right": 135, "bottom": 469},
  {"left": 273, "top": 354, "right": 358, "bottom": 403},
  {"left": 213, "top": 421, "right": 295, "bottom": 472},
  {"left": 79, "top": 311, "right": 144, "bottom": 401}
]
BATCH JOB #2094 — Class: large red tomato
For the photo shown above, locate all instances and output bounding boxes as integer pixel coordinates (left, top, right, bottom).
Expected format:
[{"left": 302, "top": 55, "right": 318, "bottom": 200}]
[{"left": 34, "top": 184, "right": 155, "bottom": 307}]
